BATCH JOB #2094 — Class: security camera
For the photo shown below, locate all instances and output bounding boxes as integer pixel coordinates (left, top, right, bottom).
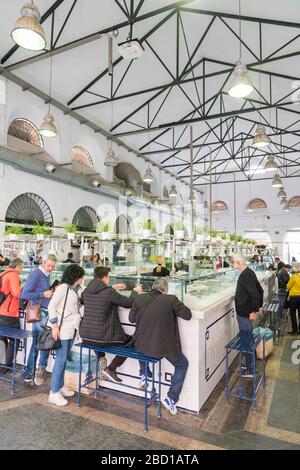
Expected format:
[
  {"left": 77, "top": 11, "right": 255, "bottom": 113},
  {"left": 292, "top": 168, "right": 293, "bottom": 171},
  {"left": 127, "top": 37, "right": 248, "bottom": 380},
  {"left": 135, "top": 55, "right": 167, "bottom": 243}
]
[
  {"left": 92, "top": 180, "right": 101, "bottom": 188},
  {"left": 45, "top": 163, "right": 56, "bottom": 174}
]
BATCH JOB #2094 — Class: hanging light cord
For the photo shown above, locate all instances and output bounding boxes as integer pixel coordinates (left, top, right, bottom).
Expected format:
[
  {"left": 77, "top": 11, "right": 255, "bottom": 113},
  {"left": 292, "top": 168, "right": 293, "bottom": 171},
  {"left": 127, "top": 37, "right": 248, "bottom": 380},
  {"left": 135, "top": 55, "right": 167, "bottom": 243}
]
[
  {"left": 238, "top": 0, "right": 242, "bottom": 62},
  {"left": 48, "top": 56, "right": 53, "bottom": 113}
]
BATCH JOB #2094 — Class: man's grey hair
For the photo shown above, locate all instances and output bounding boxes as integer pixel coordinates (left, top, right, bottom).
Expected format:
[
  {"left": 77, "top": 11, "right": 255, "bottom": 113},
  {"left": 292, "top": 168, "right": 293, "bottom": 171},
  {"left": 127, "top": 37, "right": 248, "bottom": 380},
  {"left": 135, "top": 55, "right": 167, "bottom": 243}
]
[
  {"left": 152, "top": 278, "right": 168, "bottom": 291},
  {"left": 232, "top": 253, "right": 247, "bottom": 265},
  {"left": 10, "top": 258, "right": 24, "bottom": 268},
  {"left": 294, "top": 262, "right": 300, "bottom": 271},
  {"left": 44, "top": 254, "right": 57, "bottom": 263}
]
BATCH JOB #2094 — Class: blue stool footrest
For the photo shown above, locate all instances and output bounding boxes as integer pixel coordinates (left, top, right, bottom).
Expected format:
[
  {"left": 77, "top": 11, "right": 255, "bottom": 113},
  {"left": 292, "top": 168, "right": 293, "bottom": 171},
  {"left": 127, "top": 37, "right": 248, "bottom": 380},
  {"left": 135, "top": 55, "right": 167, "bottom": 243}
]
[{"left": 77, "top": 342, "right": 162, "bottom": 432}]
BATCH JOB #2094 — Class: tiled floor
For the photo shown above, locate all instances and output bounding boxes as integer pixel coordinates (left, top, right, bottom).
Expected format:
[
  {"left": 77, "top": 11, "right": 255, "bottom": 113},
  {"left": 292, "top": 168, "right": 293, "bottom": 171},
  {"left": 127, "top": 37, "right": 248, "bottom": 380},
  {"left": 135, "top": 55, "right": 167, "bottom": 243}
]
[{"left": 0, "top": 332, "right": 300, "bottom": 450}]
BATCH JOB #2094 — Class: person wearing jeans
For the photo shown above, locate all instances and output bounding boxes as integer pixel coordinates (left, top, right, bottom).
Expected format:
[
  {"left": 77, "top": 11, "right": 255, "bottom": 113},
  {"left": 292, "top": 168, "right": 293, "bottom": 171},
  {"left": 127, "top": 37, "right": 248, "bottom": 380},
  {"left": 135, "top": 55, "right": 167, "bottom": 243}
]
[
  {"left": 0, "top": 258, "right": 24, "bottom": 374},
  {"left": 48, "top": 264, "right": 85, "bottom": 407},
  {"left": 233, "top": 254, "right": 264, "bottom": 378},
  {"left": 129, "top": 277, "right": 192, "bottom": 416},
  {"left": 21, "top": 255, "right": 57, "bottom": 384},
  {"left": 287, "top": 263, "right": 300, "bottom": 335}
]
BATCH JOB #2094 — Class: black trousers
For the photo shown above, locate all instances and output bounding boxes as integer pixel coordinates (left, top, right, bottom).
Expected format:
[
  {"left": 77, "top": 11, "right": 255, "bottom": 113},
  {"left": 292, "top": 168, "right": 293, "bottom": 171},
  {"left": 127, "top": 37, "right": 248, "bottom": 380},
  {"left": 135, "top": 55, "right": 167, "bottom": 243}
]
[
  {"left": 85, "top": 336, "right": 133, "bottom": 372},
  {"left": 0, "top": 315, "right": 20, "bottom": 368},
  {"left": 289, "top": 296, "right": 300, "bottom": 333}
]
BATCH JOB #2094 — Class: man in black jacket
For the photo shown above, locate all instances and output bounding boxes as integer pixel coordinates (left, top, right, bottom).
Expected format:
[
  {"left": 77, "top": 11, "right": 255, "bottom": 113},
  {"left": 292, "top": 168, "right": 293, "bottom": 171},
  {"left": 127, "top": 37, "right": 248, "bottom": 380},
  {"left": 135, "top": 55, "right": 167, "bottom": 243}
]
[
  {"left": 233, "top": 254, "right": 264, "bottom": 378},
  {"left": 80, "top": 267, "right": 142, "bottom": 383},
  {"left": 277, "top": 264, "right": 291, "bottom": 321},
  {"left": 129, "top": 277, "right": 192, "bottom": 416}
]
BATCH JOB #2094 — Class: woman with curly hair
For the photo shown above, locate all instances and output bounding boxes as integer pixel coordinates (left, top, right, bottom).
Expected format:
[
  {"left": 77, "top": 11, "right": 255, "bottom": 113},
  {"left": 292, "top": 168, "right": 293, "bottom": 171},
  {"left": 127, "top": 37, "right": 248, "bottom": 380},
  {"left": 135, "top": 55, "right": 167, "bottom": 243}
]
[{"left": 48, "top": 264, "right": 85, "bottom": 407}]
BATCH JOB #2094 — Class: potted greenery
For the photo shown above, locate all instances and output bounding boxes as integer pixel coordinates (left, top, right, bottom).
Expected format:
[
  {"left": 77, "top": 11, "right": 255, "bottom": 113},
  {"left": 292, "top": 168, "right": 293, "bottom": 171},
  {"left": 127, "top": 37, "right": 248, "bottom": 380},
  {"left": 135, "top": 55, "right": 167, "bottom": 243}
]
[
  {"left": 5, "top": 224, "right": 25, "bottom": 240},
  {"left": 96, "top": 220, "right": 113, "bottom": 240},
  {"left": 195, "top": 224, "right": 209, "bottom": 242},
  {"left": 63, "top": 222, "right": 78, "bottom": 241},
  {"left": 32, "top": 221, "right": 52, "bottom": 241},
  {"left": 172, "top": 220, "right": 186, "bottom": 239},
  {"left": 139, "top": 219, "right": 155, "bottom": 239},
  {"left": 210, "top": 229, "right": 219, "bottom": 241}
]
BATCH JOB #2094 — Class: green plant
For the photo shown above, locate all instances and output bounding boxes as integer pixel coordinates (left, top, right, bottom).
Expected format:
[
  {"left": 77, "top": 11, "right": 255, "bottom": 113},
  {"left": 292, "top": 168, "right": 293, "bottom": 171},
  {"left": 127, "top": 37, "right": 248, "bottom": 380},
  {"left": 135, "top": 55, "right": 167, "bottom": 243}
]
[
  {"left": 210, "top": 229, "right": 219, "bottom": 238},
  {"left": 221, "top": 232, "right": 229, "bottom": 240},
  {"left": 96, "top": 220, "right": 113, "bottom": 233},
  {"left": 172, "top": 220, "right": 186, "bottom": 231},
  {"left": 229, "top": 233, "right": 237, "bottom": 242},
  {"left": 195, "top": 224, "right": 209, "bottom": 235},
  {"left": 63, "top": 222, "right": 78, "bottom": 234},
  {"left": 138, "top": 219, "right": 155, "bottom": 231},
  {"left": 31, "top": 221, "right": 52, "bottom": 236},
  {"left": 236, "top": 235, "right": 243, "bottom": 243},
  {"left": 5, "top": 225, "right": 25, "bottom": 235}
]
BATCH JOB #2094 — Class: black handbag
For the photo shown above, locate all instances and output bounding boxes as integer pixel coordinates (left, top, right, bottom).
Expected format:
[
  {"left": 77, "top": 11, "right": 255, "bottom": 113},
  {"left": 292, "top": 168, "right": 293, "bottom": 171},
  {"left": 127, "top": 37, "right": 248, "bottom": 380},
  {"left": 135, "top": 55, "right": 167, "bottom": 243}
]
[{"left": 38, "top": 287, "right": 69, "bottom": 351}]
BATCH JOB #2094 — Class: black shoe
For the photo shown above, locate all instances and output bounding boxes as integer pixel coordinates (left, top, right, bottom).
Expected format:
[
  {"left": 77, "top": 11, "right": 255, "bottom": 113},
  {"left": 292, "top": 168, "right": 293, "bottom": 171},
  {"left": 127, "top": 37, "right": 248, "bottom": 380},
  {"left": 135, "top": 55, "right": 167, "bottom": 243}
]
[
  {"left": 288, "top": 331, "right": 297, "bottom": 335},
  {"left": 102, "top": 368, "right": 123, "bottom": 383}
]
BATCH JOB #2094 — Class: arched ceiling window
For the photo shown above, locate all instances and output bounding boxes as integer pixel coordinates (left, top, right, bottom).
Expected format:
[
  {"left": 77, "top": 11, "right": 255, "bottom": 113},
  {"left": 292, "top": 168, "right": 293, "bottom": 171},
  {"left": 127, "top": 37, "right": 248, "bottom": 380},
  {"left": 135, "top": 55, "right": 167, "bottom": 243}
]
[
  {"left": 247, "top": 198, "right": 267, "bottom": 210},
  {"left": 115, "top": 215, "right": 130, "bottom": 235},
  {"left": 114, "top": 163, "right": 142, "bottom": 190},
  {"left": 5, "top": 193, "right": 53, "bottom": 226},
  {"left": 8, "top": 118, "right": 44, "bottom": 148},
  {"left": 72, "top": 206, "right": 99, "bottom": 232},
  {"left": 212, "top": 200, "right": 228, "bottom": 212},
  {"left": 163, "top": 186, "right": 169, "bottom": 200},
  {"left": 288, "top": 196, "right": 300, "bottom": 207},
  {"left": 71, "top": 145, "right": 93, "bottom": 167}
]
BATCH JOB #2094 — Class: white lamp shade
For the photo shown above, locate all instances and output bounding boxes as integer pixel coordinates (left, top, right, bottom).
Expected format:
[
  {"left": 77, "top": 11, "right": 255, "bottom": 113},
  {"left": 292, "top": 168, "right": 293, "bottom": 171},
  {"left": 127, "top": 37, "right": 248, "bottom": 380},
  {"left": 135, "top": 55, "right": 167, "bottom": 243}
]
[
  {"left": 11, "top": 3, "right": 46, "bottom": 51},
  {"left": 252, "top": 125, "right": 270, "bottom": 148},
  {"left": 283, "top": 205, "right": 290, "bottom": 212},
  {"left": 143, "top": 168, "right": 154, "bottom": 183},
  {"left": 278, "top": 189, "right": 287, "bottom": 198},
  {"left": 272, "top": 174, "right": 283, "bottom": 188},
  {"left": 169, "top": 184, "right": 177, "bottom": 198},
  {"left": 264, "top": 155, "right": 277, "bottom": 172},
  {"left": 104, "top": 148, "right": 118, "bottom": 167},
  {"left": 39, "top": 113, "right": 57, "bottom": 137},
  {"left": 228, "top": 63, "right": 254, "bottom": 98}
]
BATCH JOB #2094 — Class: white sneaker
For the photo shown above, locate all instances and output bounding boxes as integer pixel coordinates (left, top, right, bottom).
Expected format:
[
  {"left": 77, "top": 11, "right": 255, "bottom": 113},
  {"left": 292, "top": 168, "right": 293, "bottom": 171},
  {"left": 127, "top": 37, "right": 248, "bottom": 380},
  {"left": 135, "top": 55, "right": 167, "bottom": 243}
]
[
  {"left": 48, "top": 391, "right": 68, "bottom": 407},
  {"left": 61, "top": 386, "right": 75, "bottom": 398},
  {"left": 99, "top": 356, "right": 107, "bottom": 379},
  {"left": 162, "top": 397, "right": 177, "bottom": 416}
]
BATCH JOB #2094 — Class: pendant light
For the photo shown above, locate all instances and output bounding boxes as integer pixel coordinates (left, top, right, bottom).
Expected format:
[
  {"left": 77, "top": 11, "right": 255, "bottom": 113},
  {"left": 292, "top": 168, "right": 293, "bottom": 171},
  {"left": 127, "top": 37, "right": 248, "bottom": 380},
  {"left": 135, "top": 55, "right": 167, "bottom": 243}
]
[
  {"left": 283, "top": 205, "right": 290, "bottom": 212},
  {"left": 11, "top": 2, "right": 46, "bottom": 51},
  {"left": 272, "top": 174, "right": 283, "bottom": 188},
  {"left": 169, "top": 156, "right": 177, "bottom": 200},
  {"left": 204, "top": 201, "right": 209, "bottom": 210},
  {"left": 105, "top": 100, "right": 118, "bottom": 167},
  {"left": 278, "top": 188, "right": 287, "bottom": 198},
  {"left": 189, "top": 192, "right": 196, "bottom": 203},
  {"left": 169, "top": 184, "right": 177, "bottom": 199},
  {"left": 280, "top": 197, "right": 288, "bottom": 205},
  {"left": 39, "top": 57, "right": 57, "bottom": 137},
  {"left": 104, "top": 146, "right": 118, "bottom": 167},
  {"left": 143, "top": 167, "right": 154, "bottom": 183},
  {"left": 264, "top": 155, "right": 277, "bottom": 172},
  {"left": 252, "top": 125, "right": 270, "bottom": 148},
  {"left": 227, "top": 0, "right": 254, "bottom": 99}
]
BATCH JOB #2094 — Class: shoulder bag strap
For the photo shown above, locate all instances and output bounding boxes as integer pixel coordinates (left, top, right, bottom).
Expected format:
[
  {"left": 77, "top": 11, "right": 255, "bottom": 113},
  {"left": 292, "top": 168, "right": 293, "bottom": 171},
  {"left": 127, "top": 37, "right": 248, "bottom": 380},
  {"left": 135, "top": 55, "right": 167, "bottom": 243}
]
[{"left": 58, "top": 287, "right": 70, "bottom": 330}]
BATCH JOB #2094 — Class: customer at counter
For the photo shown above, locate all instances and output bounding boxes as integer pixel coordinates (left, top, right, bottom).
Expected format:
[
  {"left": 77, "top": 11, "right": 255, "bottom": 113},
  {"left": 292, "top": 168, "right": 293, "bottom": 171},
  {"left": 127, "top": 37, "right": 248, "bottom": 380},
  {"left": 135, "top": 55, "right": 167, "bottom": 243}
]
[
  {"left": 277, "top": 264, "right": 291, "bottom": 322},
  {"left": 0, "top": 258, "right": 24, "bottom": 374},
  {"left": 287, "top": 262, "right": 300, "bottom": 335},
  {"left": 21, "top": 254, "right": 57, "bottom": 385},
  {"left": 63, "top": 252, "right": 75, "bottom": 264},
  {"left": 0, "top": 254, "right": 10, "bottom": 267},
  {"left": 129, "top": 277, "right": 192, "bottom": 416},
  {"left": 152, "top": 256, "right": 170, "bottom": 277},
  {"left": 233, "top": 254, "right": 264, "bottom": 378},
  {"left": 80, "top": 266, "right": 142, "bottom": 383}
]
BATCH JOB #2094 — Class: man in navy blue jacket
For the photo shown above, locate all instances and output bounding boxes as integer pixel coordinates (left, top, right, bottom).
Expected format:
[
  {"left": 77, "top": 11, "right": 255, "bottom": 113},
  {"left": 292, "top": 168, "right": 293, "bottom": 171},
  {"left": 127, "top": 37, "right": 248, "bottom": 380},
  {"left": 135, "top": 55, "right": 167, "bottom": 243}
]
[{"left": 21, "top": 255, "right": 57, "bottom": 385}]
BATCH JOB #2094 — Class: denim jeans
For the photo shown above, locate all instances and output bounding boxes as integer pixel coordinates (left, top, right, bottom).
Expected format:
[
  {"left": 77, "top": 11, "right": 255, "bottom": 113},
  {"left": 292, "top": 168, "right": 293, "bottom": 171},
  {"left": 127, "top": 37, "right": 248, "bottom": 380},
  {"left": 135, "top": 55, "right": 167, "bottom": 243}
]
[
  {"left": 165, "top": 353, "right": 189, "bottom": 404},
  {"left": 237, "top": 315, "right": 254, "bottom": 374},
  {"left": 25, "top": 310, "right": 50, "bottom": 378},
  {"left": 277, "top": 288, "right": 287, "bottom": 324},
  {"left": 51, "top": 339, "right": 74, "bottom": 393}
]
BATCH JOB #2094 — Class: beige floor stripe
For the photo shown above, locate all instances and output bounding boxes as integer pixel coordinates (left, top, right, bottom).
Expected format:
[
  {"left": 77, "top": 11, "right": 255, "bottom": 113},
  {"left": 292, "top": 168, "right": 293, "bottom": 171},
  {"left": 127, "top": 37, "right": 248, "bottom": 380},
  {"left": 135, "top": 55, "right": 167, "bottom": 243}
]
[{"left": 34, "top": 394, "right": 223, "bottom": 451}]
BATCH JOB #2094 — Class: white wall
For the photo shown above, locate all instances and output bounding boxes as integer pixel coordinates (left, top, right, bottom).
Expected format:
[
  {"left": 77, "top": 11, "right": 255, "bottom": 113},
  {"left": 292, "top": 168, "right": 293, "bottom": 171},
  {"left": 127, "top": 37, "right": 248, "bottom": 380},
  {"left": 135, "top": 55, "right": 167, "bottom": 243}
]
[{"left": 209, "top": 179, "right": 300, "bottom": 259}]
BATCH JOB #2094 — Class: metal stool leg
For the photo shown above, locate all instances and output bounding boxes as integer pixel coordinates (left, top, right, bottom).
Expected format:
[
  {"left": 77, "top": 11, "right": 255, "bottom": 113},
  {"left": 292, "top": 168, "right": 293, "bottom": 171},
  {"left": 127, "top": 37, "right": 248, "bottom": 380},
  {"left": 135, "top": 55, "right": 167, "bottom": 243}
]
[
  {"left": 157, "top": 360, "right": 162, "bottom": 418},
  {"left": 144, "top": 360, "right": 148, "bottom": 432},
  {"left": 11, "top": 338, "right": 17, "bottom": 395},
  {"left": 77, "top": 345, "right": 83, "bottom": 408},
  {"left": 252, "top": 349, "right": 257, "bottom": 410},
  {"left": 225, "top": 348, "right": 229, "bottom": 404}
]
